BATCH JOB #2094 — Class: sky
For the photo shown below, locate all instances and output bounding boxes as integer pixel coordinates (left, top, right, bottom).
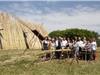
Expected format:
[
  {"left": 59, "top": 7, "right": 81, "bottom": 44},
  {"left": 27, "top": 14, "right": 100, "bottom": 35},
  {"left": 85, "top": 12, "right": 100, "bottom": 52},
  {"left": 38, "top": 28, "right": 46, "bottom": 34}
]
[{"left": 0, "top": 1, "right": 100, "bottom": 34}]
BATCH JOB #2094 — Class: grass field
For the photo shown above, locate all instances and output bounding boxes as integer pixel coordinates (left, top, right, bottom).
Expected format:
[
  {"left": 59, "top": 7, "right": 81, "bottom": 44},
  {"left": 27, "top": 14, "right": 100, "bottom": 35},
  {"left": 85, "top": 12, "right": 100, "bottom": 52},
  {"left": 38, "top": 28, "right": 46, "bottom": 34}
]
[{"left": 0, "top": 48, "right": 100, "bottom": 75}]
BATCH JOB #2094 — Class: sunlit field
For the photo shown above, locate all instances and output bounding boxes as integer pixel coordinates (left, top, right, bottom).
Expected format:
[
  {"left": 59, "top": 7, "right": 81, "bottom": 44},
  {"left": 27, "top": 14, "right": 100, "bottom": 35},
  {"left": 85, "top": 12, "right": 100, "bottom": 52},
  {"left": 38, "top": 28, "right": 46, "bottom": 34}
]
[{"left": 0, "top": 48, "right": 100, "bottom": 75}]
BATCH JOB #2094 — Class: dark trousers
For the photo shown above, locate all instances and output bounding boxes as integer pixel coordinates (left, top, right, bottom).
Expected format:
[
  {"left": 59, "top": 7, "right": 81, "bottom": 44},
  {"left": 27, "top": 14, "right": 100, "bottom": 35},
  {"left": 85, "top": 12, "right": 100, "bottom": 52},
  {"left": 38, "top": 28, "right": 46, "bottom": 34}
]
[
  {"left": 55, "top": 51, "right": 61, "bottom": 59},
  {"left": 92, "top": 50, "right": 96, "bottom": 60},
  {"left": 55, "top": 47, "right": 61, "bottom": 59},
  {"left": 81, "top": 51, "right": 92, "bottom": 61},
  {"left": 86, "top": 51, "right": 92, "bottom": 61}
]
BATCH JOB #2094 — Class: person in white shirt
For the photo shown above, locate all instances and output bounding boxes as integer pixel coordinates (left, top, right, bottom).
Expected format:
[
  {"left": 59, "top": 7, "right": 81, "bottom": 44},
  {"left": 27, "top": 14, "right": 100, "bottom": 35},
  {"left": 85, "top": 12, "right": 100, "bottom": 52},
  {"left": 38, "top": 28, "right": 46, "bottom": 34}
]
[
  {"left": 73, "top": 40, "right": 79, "bottom": 58},
  {"left": 77, "top": 40, "right": 83, "bottom": 48},
  {"left": 77, "top": 37, "right": 83, "bottom": 51},
  {"left": 51, "top": 38, "right": 56, "bottom": 50},
  {"left": 75, "top": 37, "right": 83, "bottom": 59},
  {"left": 61, "top": 38, "right": 67, "bottom": 49},
  {"left": 91, "top": 38, "right": 97, "bottom": 60},
  {"left": 84, "top": 40, "right": 92, "bottom": 61},
  {"left": 55, "top": 38, "right": 59, "bottom": 48}
]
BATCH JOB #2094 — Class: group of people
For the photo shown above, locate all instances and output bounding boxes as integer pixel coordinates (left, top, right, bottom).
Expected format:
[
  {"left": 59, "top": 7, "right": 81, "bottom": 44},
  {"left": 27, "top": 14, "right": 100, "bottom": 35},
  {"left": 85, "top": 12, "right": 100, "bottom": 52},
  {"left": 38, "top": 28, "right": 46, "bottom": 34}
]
[{"left": 42, "top": 36, "right": 97, "bottom": 60}]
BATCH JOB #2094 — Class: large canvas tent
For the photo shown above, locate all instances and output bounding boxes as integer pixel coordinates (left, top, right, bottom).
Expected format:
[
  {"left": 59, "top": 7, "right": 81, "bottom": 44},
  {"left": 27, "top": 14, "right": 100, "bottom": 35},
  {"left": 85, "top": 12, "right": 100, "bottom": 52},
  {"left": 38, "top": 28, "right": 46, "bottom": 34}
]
[{"left": 0, "top": 12, "right": 48, "bottom": 50}]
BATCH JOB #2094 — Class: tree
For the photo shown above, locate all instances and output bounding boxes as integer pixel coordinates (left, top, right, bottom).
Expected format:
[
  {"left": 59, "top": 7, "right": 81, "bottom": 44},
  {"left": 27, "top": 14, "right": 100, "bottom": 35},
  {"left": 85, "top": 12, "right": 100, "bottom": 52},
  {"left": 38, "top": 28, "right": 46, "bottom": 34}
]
[{"left": 49, "top": 28, "right": 98, "bottom": 40}]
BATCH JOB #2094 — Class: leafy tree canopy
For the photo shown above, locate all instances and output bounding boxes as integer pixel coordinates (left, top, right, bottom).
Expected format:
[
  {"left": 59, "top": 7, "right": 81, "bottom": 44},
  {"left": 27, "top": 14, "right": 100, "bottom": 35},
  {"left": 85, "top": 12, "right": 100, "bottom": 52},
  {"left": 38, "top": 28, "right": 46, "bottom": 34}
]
[{"left": 49, "top": 28, "right": 98, "bottom": 40}]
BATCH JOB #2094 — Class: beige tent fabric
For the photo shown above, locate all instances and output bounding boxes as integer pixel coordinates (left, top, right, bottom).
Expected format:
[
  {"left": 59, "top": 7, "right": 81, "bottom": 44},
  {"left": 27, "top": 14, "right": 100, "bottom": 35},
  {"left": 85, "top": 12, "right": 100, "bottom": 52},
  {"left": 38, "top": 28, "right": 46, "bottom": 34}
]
[
  {"left": 0, "top": 12, "right": 47, "bottom": 50},
  {"left": 0, "top": 12, "right": 27, "bottom": 49},
  {"left": 20, "top": 23, "right": 42, "bottom": 49},
  {"left": 17, "top": 18, "right": 48, "bottom": 37}
]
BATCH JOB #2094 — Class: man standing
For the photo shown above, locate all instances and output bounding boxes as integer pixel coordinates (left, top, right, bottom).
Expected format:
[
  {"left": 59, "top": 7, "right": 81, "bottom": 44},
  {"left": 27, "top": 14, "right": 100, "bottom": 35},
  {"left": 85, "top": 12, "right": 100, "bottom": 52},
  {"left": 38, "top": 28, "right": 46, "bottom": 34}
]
[
  {"left": 55, "top": 37, "right": 62, "bottom": 59},
  {"left": 91, "top": 38, "right": 97, "bottom": 60}
]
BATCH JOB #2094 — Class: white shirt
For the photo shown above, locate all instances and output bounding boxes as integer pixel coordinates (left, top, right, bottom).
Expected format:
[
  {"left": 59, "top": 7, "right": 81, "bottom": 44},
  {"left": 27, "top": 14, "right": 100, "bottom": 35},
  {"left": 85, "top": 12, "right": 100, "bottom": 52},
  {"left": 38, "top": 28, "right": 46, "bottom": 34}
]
[
  {"left": 51, "top": 42, "right": 55, "bottom": 47},
  {"left": 55, "top": 40, "right": 58, "bottom": 47},
  {"left": 91, "top": 41, "right": 97, "bottom": 51},
  {"left": 43, "top": 40, "right": 48, "bottom": 44},
  {"left": 73, "top": 42, "right": 79, "bottom": 51},
  {"left": 77, "top": 41, "right": 83, "bottom": 47},
  {"left": 61, "top": 40, "right": 67, "bottom": 47},
  {"left": 81, "top": 43, "right": 86, "bottom": 48}
]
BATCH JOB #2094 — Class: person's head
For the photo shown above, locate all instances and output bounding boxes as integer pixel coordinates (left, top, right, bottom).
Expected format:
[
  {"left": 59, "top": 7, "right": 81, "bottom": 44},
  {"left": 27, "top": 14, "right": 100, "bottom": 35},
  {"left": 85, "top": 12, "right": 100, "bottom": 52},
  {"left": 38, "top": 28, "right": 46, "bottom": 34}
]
[
  {"left": 45, "top": 36, "right": 48, "bottom": 40},
  {"left": 78, "top": 37, "right": 81, "bottom": 41},
  {"left": 83, "top": 37, "right": 86, "bottom": 40},
  {"left": 51, "top": 38, "right": 55, "bottom": 42},
  {"left": 63, "top": 37, "right": 66, "bottom": 40},
  {"left": 55, "top": 37, "right": 58, "bottom": 40},
  {"left": 92, "top": 38, "right": 96, "bottom": 42},
  {"left": 86, "top": 40, "right": 90, "bottom": 44},
  {"left": 67, "top": 37, "right": 70, "bottom": 41},
  {"left": 83, "top": 40, "right": 86, "bottom": 44},
  {"left": 72, "top": 39, "right": 74, "bottom": 42},
  {"left": 74, "top": 36, "right": 78, "bottom": 41},
  {"left": 58, "top": 36, "right": 62, "bottom": 40},
  {"left": 87, "top": 39, "right": 92, "bottom": 44},
  {"left": 48, "top": 37, "right": 51, "bottom": 41}
]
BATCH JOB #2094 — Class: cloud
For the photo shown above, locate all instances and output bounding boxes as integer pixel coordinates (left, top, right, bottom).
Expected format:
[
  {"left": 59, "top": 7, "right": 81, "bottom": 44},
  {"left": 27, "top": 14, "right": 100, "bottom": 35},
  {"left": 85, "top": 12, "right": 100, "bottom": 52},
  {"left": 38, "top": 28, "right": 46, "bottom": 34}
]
[
  {"left": 17, "top": 6, "right": 100, "bottom": 34},
  {"left": 22, "top": 7, "right": 100, "bottom": 34},
  {"left": 42, "top": 11, "right": 100, "bottom": 33},
  {"left": 0, "top": 2, "right": 100, "bottom": 34}
]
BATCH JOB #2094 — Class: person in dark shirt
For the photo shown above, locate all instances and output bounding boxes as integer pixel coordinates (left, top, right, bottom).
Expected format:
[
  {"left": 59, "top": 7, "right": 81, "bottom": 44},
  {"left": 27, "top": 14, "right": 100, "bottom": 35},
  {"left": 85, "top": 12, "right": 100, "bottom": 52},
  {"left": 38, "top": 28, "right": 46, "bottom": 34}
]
[
  {"left": 55, "top": 37, "right": 62, "bottom": 59},
  {"left": 42, "top": 37, "right": 49, "bottom": 50}
]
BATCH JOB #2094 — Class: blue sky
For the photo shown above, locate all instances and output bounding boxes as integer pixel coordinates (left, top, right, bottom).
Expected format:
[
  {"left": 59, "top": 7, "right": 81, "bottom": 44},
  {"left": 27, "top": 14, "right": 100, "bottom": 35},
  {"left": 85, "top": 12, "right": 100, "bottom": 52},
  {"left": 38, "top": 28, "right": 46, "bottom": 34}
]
[{"left": 0, "top": 1, "right": 100, "bottom": 34}]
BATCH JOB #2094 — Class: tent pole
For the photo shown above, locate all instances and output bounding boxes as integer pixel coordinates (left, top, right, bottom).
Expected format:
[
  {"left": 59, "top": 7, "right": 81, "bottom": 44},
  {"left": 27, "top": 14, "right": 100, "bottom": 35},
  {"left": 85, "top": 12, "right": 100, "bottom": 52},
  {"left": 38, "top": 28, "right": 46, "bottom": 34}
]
[{"left": 22, "top": 32, "right": 40, "bottom": 55}]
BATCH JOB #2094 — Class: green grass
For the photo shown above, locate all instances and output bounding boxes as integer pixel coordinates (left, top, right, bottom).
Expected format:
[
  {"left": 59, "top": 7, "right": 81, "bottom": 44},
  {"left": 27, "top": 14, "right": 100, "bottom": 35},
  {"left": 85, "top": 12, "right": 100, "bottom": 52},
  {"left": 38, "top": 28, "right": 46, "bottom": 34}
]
[
  {"left": 0, "top": 55, "right": 11, "bottom": 62},
  {"left": 0, "top": 48, "right": 100, "bottom": 75},
  {"left": 0, "top": 59, "right": 100, "bottom": 75}
]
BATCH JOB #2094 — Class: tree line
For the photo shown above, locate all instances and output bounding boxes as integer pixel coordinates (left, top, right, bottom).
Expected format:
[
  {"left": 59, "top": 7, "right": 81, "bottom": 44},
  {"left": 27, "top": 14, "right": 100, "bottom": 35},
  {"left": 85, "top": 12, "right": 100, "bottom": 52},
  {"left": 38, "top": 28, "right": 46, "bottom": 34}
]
[{"left": 49, "top": 28, "right": 100, "bottom": 47}]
